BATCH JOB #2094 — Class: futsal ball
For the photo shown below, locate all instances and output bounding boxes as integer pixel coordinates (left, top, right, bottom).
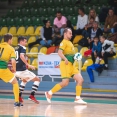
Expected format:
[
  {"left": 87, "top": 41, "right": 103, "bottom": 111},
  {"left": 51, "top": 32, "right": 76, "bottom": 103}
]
[{"left": 74, "top": 53, "right": 82, "bottom": 61}]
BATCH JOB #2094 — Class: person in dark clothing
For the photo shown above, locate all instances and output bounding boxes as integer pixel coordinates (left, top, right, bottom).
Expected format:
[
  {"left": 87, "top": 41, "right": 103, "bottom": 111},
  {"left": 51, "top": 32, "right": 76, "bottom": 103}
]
[
  {"left": 91, "top": 37, "right": 102, "bottom": 63},
  {"left": 87, "top": 21, "right": 103, "bottom": 49}
]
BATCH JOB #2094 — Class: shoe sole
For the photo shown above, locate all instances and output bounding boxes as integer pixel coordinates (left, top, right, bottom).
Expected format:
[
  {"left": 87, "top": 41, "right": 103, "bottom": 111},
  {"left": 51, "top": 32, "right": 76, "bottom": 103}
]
[
  {"left": 74, "top": 101, "right": 87, "bottom": 105},
  {"left": 28, "top": 98, "right": 39, "bottom": 104},
  {"left": 45, "top": 92, "right": 51, "bottom": 103}
]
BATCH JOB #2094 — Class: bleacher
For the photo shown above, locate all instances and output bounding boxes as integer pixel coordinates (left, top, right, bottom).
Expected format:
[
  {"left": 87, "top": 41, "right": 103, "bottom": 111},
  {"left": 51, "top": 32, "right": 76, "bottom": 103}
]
[{"left": 0, "top": 0, "right": 117, "bottom": 96}]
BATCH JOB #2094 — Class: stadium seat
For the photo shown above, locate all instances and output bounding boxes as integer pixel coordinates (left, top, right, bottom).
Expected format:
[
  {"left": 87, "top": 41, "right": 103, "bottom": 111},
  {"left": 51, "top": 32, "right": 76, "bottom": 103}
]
[
  {"left": 73, "top": 35, "right": 83, "bottom": 44},
  {"left": 100, "top": 59, "right": 105, "bottom": 64},
  {"left": 0, "top": 18, "right": 7, "bottom": 27},
  {"left": 30, "top": 0, "right": 38, "bottom": 8},
  {"left": 80, "top": 47, "right": 89, "bottom": 57},
  {"left": 66, "top": 7, "right": 75, "bottom": 15},
  {"left": 28, "top": 47, "right": 38, "bottom": 58},
  {"left": 70, "top": 16, "right": 77, "bottom": 26},
  {"left": 16, "top": 26, "right": 25, "bottom": 36},
  {"left": 46, "top": 0, "right": 54, "bottom": 7},
  {"left": 39, "top": 0, "right": 46, "bottom": 7},
  {"left": 73, "top": 60, "right": 82, "bottom": 70},
  {"left": 31, "top": 8, "right": 39, "bottom": 17},
  {"left": 32, "top": 17, "right": 41, "bottom": 26},
  {"left": 15, "top": 18, "right": 24, "bottom": 27},
  {"left": 95, "top": 6, "right": 101, "bottom": 14},
  {"left": 31, "top": 26, "right": 42, "bottom": 36},
  {"left": 0, "top": 38, "right": 4, "bottom": 43},
  {"left": 26, "top": 47, "right": 29, "bottom": 53},
  {"left": 31, "top": 58, "right": 38, "bottom": 69},
  {"left": 81, "top": 59, "right": 93, "bottom": 71},
  {"left": 28, "top": 58, "right": 31, "bottom": 64},
  {"left": 74, "top": 47, "right": 78, "bottom": 53},
  {"left": 6, "top": 9, "right": 14, "bottom": 17},
  {"left": 24, "top": 17, "right": 33, "bottom": 26},
  {"left": 85, "top": 6, "right": 92, "bottom": 14},
  {"left": 48, "top": 8, "right": 56, "bottom": 16},
  {"left": 7, "top": 18, "right": 15, "bottom": 27},
  {"left": 21, "top": 0, "right": 29, "bottom": 8},
  {"left": 40, "top": 8, "right": 48, "bottom": 16},
  {"left": 12, "top": 37, "right": 18, "bottom": 46},
  {"left": 54, "top": 0, "right": 63, "bottom": 6},
  {"left": 39, "top": 47, "right": 47, "bottom": 54},
  {"left": 28, "top": 36, "right": 36, "bottom": 44},
  {"left": 23, "top": 26, "right": 34, "bottom": 36},
  {"left": 14, "top": 8, "right": 22, "bottom": 17},
  {"left": 8, "top": 27, "right": 17, "bottom": 35},
  {"left": 63, "top": 0, "right": 72, "bottom": 6},
  {"left": 99, "top": 0, "right": 108, "bottom": 5},
  {"left": 58, "top": 7, "right": 66, "bottom": 15},
  {"left": 0, "top": 27, "right": 8, "bottom": 36},
  {"left": 22, "top": 8, "right": 31, "bottom": 17}
]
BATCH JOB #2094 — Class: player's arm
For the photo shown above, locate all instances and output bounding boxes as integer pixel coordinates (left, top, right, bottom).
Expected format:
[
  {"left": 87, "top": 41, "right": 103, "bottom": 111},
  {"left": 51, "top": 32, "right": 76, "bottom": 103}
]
[
  {"left": 20, "top": 54, "right": 35, "bottom": 70},
  {"left": 11, "top": 58, "right": 16, "bottom": 73}
]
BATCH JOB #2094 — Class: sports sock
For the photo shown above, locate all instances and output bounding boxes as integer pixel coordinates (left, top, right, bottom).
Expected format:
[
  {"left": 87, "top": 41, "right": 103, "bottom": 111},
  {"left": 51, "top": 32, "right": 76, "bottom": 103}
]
[
  {"left": 76, "top": 86, "right": 82, "bottom": 99},
  {"left": 105, "top": 64, "right": 108, "bottom": 67},
  {"left": 49, "top": 84, "right": 62, "bottom": 95},
  {"left": 19, "top": 81, "right": 27, "bottom": 97},
  {"left": 13, "top": 83, "right": 19, "bottom": 102},
  {"left": 31, "top": 81, "right": 40, "bottom": 96}
]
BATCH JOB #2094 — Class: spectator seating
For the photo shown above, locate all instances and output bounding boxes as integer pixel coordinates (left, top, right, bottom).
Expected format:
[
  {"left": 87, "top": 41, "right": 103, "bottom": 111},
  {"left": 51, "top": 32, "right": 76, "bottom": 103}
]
[
  {"left": 39, "top": 47, "right": 47, "bottom": 54},
  {"left": 0, "top": 27, "right": 8, "bottom": 36},
  {"left": 16, "top": 26, "right": 25, "bottom": 36},
  {"left": 12, "top": 36, "right": 18, "bottom": 47},
  {"left": 27, "top": 47, "right": 38, "bottom": 58},
  {"left": 31, "top": 58, "right": 38, "bottom": 69}
]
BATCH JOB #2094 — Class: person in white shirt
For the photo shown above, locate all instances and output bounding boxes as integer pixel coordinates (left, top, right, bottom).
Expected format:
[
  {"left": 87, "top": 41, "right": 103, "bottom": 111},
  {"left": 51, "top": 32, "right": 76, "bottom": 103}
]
[
  {"left": 88, "top": 9, "right": 99, "bottom": 23},
  {"left": 76, "top": 8, "right": 88, "bottom": 35},
  {"left": 100, "top": 36, "right": 116, "bottom": 70}
]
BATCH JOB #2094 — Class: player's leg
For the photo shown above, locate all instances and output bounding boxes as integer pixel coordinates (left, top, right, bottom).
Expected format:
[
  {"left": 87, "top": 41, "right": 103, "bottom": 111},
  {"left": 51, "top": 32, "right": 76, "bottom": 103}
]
[
  {"left": 73, "top": 73, "right": 87, "bottom": 104},
  {"left": 45, "top": 79, "right": 69, "bottom": 103},
  {"left": 28, "top": 76, "right": 40, "bottom": 104}
]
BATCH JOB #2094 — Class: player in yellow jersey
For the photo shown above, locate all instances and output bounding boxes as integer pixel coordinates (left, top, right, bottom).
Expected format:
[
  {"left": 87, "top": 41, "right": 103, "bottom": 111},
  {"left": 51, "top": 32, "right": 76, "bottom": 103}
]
[
  {"left": 0, "top": 33, "right": 20, "bottom": 107},
  {"left": 45, "top": 28, "right": 87, "bottom": 104}
]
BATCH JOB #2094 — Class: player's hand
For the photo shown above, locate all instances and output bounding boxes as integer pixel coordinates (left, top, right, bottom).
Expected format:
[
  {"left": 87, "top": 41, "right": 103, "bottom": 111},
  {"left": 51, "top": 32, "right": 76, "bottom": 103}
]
[
  {"left": 27, "top": 64, "right": 35, "bottom": 70},
  {"left": 110, "top": 50, "right": 113, "bottom": 54},
  {"left": 65, "top": 59, "right": 68, "bottom": 65},
  {"left": 102, "top": 52, "right": 104, "bottom": 56}
]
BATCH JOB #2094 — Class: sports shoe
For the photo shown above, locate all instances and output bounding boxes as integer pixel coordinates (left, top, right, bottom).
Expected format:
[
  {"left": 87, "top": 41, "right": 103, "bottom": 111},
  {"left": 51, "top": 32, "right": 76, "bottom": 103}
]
[
  {"left": 74, "top": 98, "right": 87, "bottom": 105},
  {"left": 19, "top": 97, "right": 23, "bottom": 106},
  {"left": 45, "top": 92, "right": 52, "bottom": 103},
  {"left": 28, "top": 95, "right": 39, "bottom": 104},
  {"left": 14, "top": 102, "right": 20, "bottom": 107}
]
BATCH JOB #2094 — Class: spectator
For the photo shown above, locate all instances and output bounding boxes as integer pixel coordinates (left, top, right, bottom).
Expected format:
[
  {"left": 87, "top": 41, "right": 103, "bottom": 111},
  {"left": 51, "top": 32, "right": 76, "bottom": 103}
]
[
  {"left": 84, "top": 21, "right": 103, "bottom": 49},
  {"left": 28, "top": 20, "right": 53, "bottom": 48},
  {"left": 88, "top": 9, "right": 99, "bottom": 23},
  {"left": 100, "top": 36, "right": 116, "bottom": 70},
  {"left": 53, "top": 11, "right": 67, "bottom": 36},
  {"left": 104, "top": 8, "right": 117, "bottom": 33},
  {"left": 40, "top": 20, "right": 53, "bottom": 47},
  {"left": 82, "top": 17, "right": 95, "bottom": 38},
  {"left": 76, "top": 8, "right": 88, "bottom": 35},
  {"left": 91, "top": 36, "right": 102, "bottom": 63}
]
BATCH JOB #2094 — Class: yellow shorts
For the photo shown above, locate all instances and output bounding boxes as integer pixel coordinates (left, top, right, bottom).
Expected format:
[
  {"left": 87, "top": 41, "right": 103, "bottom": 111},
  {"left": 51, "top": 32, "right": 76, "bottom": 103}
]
[
  {"left": 60, "top": 61, "right": 79, "bottom": 79},
  {"left": 0, "top": 68, "right": 15, "bottom": 83}
]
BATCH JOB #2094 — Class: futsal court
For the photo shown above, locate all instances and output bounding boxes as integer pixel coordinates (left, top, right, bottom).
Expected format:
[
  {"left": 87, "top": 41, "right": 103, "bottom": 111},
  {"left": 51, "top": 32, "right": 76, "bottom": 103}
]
[{"left": 0, "top": 94, "right": 117, "bottom": 117}]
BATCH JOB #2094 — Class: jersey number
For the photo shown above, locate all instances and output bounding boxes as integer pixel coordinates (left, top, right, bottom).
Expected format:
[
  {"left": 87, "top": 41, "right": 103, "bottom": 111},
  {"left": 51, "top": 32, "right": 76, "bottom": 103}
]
[
  {"left": 15, "top": 51, "right": 19, "bottom": 60},
  {"left": 0, "top": 47, "right": 4, "bottom": 58}
]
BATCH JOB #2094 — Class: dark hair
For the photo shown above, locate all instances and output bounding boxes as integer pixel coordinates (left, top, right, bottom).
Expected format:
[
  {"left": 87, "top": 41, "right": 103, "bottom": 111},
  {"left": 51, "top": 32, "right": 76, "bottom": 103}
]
[
  {"left": 90, "top": 17, "right": 95, "bottom": 20},
  {"left": 108, "top": 8, "right": 114, "bottom": 12},
  {"left": 43, "top": 19, "right": 50, "bottom": 25},
  {"left": 93, "top": 36, "right": 99, "bottom": 40},
  {"left": 79, "top": 8, "right": 85, "bottom": 13},
  {"left": 100, "top": 35, "right": 106, "bottom": 39},
  {"left": 63, "top": 28, "right": 72, "bottom": 34},
  {"left": 4, "top": 33, "right": 13, "bottom": 42},
  {"left": 56, "top": 11, "right": 62, "bottom": 14},
  {"left": 18, "top": 36, "right": 26, "bottom": 43}
]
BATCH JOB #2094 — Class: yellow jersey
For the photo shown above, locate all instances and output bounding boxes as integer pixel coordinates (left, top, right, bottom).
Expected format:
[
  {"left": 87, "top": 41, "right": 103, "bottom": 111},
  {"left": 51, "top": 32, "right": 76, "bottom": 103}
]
[
  {"left": 59, "top": 39, "right": 75, "bottom": 63},
  {"left": 0, "top": 42, "right": 16, "bottom": 69}
]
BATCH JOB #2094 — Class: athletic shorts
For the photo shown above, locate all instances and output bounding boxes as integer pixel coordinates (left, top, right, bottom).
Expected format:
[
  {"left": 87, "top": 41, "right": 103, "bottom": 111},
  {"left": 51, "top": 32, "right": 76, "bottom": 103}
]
[
  {"left": 0, "top": 68, "right": 15, "bottom": 83},
  {"left": 60, "top": 61, "right": 79, "bottom": 79},
  {"left": 15, "top": 70, "right": 36, "bottom": 82}
]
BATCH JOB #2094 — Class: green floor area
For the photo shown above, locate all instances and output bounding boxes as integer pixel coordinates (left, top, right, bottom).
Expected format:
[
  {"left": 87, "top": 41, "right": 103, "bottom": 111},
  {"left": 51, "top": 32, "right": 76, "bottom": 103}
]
[{"left": 0, "top": 94, "right": 117, "bottom": 105}]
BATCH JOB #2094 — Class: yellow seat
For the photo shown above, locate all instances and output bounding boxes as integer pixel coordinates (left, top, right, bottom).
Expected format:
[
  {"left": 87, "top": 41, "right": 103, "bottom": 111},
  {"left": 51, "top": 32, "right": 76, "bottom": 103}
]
[
  {"left": 31, "top": 58, "right": 38, "bottom": 69},
  {"left": 109, "top": 55, "right": 117, "bottom": 59},
  {"left": 30, "top": 26, "right": 42, "bottom": 36},
  {"left": 74, "top": 44, "right": 78, "bottom": 47},
  {"left": 74, "top": 26, "right": 77, "bottom": 30},
  {"left": 115, "top": 47, "right": 117, "bottom": 54},
  {"left": 0, "top": 38, "right": 4, "bottom": 43},
  {"left": 12, "top": 37, "right": 18, "bottom": 46},
  {"left": 80, "top": 47, "right": 89, "bottom": 57},
  {"left": 100, "top": 59, "right": 104, "bottom": 64},
  {"left": 8, "top": 27, "right": 17, "bottom": 35},
  {"left": 0, "top": 27, "right": 8, "bottom": 36},
  {"left": 73, "top": 35, "right": 83, "bottom": 44},
  {"left": 26, "top": 47, "right": 29, "bottom": 53},
  {"left": 16, "top": 26, "right": 25, "bottom": 36},
  {"left": 28, "top": 58, "right": 31, "bottom": 64},
  {"left": 28, "top": 47, "right": 38, "bottom": 58},
  {"left": 74, "top": 47, "right": 78, "bottom": 53},
  {"left": 114, "top": 44, "right": 117, "bottom": 47},
  {"left": 73, "top": 60, "right": 82, "bottom": 70},
  {"left": 24, "top": 26, "right": 34, "bottom": 36},
  {"left": 39, "top": 47, "right": 47, "bottom": 54},
  {"left": 81, "top": 59, "right": 93, "bottom": 71}
]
